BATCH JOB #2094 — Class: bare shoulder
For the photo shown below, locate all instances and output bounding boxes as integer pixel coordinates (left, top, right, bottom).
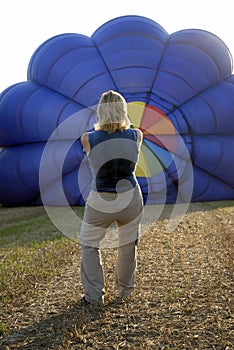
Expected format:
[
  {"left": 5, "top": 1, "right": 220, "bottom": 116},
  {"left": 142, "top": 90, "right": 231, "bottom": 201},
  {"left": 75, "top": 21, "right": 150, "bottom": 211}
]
[
  {"left": 81, "top": 132, "right": 90, "bottom": 153},
  {"left": 135, "top": 128, "right": 143, "bottom": 145},
  {"left": 81, "top": 132, "right": 88, "bottom": 144}
]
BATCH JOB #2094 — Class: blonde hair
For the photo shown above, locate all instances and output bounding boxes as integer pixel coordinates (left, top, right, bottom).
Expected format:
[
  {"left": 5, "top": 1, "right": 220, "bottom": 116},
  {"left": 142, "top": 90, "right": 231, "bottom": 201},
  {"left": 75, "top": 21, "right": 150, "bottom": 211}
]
[{"left": 95, "top": 90, "right": 131, "bottom": 133}]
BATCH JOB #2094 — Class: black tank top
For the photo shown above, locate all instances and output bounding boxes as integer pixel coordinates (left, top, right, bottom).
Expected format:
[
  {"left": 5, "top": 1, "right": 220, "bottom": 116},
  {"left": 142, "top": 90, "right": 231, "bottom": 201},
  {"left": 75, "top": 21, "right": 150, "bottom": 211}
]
[{"left": 87, "top": 129, "right": 139, "bottom": 192}]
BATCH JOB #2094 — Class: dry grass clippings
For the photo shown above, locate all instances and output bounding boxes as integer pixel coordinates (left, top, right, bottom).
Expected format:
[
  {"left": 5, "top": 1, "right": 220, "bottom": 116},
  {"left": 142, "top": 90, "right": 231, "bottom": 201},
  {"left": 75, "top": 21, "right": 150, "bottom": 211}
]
[{"left": 0, "top": 201, "right": 233, "bottom": 349}]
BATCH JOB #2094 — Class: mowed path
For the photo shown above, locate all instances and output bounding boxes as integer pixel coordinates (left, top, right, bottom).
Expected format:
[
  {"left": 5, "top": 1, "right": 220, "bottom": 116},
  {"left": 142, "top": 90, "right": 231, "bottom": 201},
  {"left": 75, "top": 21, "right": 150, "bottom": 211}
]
[{"left": 0, "top": 201, "right": 233, "bottom": 349}]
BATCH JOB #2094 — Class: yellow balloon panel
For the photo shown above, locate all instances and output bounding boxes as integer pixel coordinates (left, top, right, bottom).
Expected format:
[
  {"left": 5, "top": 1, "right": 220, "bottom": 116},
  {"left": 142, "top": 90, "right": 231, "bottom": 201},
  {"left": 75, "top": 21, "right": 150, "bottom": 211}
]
[
  {"left": 127, "top": 101, "right": 145, "bottom": 128},
  {"left": 135, "top": 142, "right": 163, "bottom": 177}
]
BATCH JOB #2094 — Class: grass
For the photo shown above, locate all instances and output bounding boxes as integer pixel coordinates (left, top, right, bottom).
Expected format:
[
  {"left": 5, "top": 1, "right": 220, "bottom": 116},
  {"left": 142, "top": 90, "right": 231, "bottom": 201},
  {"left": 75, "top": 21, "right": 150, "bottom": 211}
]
[
  {"left": 0, "top": 206, "right": 78, "bottom": 340},
  {"left": 0, "top": 209, "right": 62, "bottom": 246},
  {"left": 0, "top": 202, "right": 233, "bottom": 349},
  {"left": 0, "top": 238, "right": 74, "bottom": 301}
]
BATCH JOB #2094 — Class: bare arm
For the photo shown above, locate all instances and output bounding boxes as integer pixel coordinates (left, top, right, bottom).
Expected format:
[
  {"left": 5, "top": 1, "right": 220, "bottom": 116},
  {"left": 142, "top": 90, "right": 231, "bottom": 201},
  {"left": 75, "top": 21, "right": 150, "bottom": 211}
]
[
  {"left": 81, "top": 132, "right": 90, "bottom": 154},
  {"left": 136, "top": 129, "right": 143, "bottom": 149}
]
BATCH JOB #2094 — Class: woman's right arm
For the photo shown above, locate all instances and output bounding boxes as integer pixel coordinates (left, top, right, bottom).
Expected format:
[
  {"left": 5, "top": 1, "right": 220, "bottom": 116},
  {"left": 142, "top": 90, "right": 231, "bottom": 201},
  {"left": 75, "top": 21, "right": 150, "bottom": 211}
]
[{"left": 136, "top": 129, "right": 143, "bottom": 149}]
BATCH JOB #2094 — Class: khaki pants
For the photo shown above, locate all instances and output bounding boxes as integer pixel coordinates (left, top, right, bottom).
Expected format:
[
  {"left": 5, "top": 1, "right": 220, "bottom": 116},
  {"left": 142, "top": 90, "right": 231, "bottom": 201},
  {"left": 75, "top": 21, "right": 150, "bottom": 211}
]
[{"left": 80, "top": 185, "right": 143, "bottom": 304}]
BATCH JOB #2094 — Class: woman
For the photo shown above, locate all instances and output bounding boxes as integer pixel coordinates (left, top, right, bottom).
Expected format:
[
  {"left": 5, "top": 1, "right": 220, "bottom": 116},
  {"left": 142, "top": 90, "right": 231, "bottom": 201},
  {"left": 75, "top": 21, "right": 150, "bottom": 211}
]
[{"left": 80, "top": 90, "right": 143, "bottom": 305}]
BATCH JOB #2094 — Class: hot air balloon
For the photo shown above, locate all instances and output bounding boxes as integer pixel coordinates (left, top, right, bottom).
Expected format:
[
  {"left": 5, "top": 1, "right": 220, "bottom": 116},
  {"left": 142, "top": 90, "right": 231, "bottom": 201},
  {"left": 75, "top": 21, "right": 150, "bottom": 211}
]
[{"left": 0, "top": 15, "right": 233, "bottom": 207}]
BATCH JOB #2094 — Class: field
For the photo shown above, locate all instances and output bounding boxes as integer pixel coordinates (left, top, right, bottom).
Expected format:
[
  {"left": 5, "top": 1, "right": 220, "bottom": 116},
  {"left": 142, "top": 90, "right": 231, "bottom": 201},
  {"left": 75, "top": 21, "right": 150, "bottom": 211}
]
[{"left": 0, "top": 201, "right": 233, "bottom": 349}]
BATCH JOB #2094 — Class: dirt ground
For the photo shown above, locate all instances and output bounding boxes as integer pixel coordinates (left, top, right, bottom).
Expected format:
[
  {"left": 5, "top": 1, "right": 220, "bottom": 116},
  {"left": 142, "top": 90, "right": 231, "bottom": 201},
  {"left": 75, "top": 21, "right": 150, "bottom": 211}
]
[{"left": 0, "top": 201, "right": 233, "bottom": 349}]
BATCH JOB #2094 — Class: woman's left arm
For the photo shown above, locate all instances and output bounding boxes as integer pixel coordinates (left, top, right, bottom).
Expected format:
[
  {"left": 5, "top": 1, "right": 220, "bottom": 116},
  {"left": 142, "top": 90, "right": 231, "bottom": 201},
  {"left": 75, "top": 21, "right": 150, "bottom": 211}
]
[{"left": 81, "top": 132, "right": 90, "bottom": 154}]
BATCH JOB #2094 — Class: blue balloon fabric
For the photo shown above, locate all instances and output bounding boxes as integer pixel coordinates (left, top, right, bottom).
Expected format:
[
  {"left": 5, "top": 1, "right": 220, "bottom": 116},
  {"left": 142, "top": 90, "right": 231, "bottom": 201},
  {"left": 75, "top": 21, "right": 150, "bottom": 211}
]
[{"left": 0, "top": 15, "right": 233, "bottom": 206}]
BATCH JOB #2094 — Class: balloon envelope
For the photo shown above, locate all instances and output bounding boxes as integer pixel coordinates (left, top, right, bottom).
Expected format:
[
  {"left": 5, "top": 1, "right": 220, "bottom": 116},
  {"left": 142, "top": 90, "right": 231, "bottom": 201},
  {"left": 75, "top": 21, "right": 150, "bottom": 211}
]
[{"left": 0, "top": 15, "right": 234, "bottom": 206}]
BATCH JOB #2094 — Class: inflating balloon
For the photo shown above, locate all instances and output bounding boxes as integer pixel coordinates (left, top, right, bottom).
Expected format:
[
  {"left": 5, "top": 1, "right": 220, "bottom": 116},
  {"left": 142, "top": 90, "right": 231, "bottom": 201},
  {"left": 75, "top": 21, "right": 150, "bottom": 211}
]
[{"left": 0, "top": 15, "right": 234, "bottom": 206}]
